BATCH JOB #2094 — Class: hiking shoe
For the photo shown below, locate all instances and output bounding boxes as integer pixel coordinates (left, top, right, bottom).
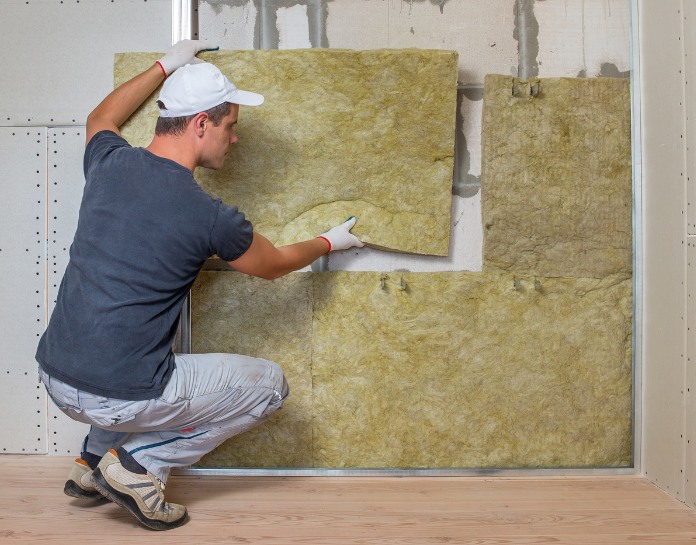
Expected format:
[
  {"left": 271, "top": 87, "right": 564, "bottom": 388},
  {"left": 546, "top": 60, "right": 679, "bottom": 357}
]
[
  {"left": 64, "top": 457, "right": 104, "bottom": 500},
  {"left": 91, "top": 449, "right": 188, "bottom": 531}
]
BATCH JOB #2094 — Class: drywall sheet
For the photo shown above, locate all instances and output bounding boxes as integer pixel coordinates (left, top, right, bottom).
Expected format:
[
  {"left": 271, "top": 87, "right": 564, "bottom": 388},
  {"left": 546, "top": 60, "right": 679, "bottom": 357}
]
[
  {"left": 115, "top": 49, "right": 458, "bottom": 256},
  {"left": 0, "top": 0, "right": 169, "bottom": 126},
  {"left": 192, "top": 270, "right": 632, "bottom": 469},
  {"left": 0, "top": 128, "right": 47, "bottom": 453},
  {"left": 639, "top": 0, "right": 690, "bottom": 501},
  {"left": 481, "top": 75, "right": 632, "bottom": 279}
]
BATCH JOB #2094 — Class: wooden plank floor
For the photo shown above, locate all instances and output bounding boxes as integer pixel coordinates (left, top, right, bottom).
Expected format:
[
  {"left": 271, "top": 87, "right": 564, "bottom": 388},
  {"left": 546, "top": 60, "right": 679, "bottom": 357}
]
[{"left": 2, "top": 456, "right": 696, "bottom": 544}]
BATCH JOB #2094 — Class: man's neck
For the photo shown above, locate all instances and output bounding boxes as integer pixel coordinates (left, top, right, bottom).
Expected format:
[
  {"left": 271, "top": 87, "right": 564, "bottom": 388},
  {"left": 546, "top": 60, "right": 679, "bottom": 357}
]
[{"left": 146, "top": 134, "right": 197, "bottom": 172}]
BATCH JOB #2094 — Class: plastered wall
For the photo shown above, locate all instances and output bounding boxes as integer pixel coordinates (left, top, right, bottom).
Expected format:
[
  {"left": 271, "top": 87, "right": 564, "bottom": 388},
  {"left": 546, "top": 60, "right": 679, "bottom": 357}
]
[
  {"left": 198, "top": 0, "right": 630, "bottom": 274},
  {"left": 0, "top": 0, "right": 636, "bottom": 475}
]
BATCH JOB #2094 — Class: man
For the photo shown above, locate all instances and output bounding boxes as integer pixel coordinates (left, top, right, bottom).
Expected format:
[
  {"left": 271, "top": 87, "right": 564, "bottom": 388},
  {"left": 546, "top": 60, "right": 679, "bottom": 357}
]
[{"left": 35, "top": 40, "right": 363, "bottom": 531}]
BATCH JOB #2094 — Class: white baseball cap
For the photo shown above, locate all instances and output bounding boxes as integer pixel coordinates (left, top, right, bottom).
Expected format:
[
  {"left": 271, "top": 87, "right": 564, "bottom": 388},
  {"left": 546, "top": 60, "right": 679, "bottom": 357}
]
[{"left": 157, "top": 62, "right": 264, "bottom": 118}]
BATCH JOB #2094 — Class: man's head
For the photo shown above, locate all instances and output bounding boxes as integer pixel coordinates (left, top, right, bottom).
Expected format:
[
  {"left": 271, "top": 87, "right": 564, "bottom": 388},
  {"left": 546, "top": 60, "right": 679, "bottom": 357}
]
[
  {"left": 156, "top": 62, "right": 264, "bottom": 119},
  {"left": 153, "top": 62, "right": 264, "bottom": 169},
  {"left": 155, "top": 101, "right": 232, "bottom": 137}
]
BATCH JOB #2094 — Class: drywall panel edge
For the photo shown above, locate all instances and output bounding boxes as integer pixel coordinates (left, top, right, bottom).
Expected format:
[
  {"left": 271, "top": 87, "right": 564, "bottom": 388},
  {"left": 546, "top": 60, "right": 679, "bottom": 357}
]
[
  {"left": 629, "top": 0, "right": 643, "bottom": 477},
  {"left": 685, "top": 3, "right": 696, "bottom": 234},
  {"left": 686, "top": 239, "right": 696, "bottom": 507},
  {"left": 639, "top": 0, "right": 688, "bottom": 501}
]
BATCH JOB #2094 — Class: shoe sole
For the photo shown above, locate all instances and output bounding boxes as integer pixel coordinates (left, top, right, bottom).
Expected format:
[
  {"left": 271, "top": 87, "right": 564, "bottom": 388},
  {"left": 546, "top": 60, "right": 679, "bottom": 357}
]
[
  {"left": 91, "top": 468, "right": 188, "bottom": 531},
  {"left": 63, "top": 479, "right": 109, "bottom": 502}
]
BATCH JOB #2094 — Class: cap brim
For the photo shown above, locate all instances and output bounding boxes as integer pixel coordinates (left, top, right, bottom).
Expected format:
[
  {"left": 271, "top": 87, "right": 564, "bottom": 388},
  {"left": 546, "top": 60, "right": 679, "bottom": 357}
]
[{"left": 227, "top": 89, "right": 264, "bottom": 107}]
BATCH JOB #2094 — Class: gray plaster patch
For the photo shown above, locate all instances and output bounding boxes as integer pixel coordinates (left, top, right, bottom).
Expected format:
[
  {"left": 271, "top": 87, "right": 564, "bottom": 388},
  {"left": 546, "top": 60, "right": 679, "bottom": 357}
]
[
  {"left": 202, "top": 0, "right": 251, "bottom": 16},
  {"left": 260, "top": 0, "right": 330, "bottom": 49},
  {"left": 578, "top": 64, "right": 630, "bottom": 79},
  {"left": 203, "top": 0, "right": 330, "bottom": 49},
  {"left": 599, "top": 62, "right": 630, "bottom": 79},
  {"left": 453, "top": 87, "right": 482, "bottom": 199},
  {"left": 513, "top": 0, "right": 539, "bottom": 79},
  {"left": 402, "top": 0, "right": 452, "bottom": 15},
  {"left": 462, "top": 85, "right": 484, "bottom": 102}
]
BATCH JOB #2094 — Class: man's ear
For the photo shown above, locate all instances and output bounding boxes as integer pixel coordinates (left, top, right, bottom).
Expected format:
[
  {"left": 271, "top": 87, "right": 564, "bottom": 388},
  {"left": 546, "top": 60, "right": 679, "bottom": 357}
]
[{"left": 192, "top": 112, "right": 209, "bottom": 137}]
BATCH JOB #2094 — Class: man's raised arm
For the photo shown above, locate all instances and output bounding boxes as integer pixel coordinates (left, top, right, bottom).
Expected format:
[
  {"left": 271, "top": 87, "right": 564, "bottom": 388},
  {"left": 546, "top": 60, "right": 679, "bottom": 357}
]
[{"left": 85, "top": 40, "right": 215, "bottom": 146}]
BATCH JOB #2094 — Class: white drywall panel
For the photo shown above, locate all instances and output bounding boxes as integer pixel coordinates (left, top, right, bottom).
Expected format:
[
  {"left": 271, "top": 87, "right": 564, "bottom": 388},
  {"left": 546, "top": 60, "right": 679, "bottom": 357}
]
[
  {"left": 536, "top": 0, "right": 630, "bottom": 78},
  {"left": 199, "top": 0, "right": 258, "bottom": 50},
  {"left": 686, "top": 3, "right": 696, "bottom": 235},
  {"left": 387, "top": 0, "right": 517, "bottom": 85},
  {"left": 687, "top": 239, "right": 696, "bottom": 508},
  {"left": 0, "top": 128, "right": 48, "bottom": 454},
  {"left": 46, "top": 128, "right": 91, "bottom": 455},
  {"left": 0, "top": 0, "right": 171, "bottom": 127},
  {"left": 47, "top": 129, "right": 86, "bottom": 314},
  {"left": 685, "top": 11, "right": 696, "bottom": 504},
  {"left": 639, "top": 0, "right": 688, "bottom": 501}
]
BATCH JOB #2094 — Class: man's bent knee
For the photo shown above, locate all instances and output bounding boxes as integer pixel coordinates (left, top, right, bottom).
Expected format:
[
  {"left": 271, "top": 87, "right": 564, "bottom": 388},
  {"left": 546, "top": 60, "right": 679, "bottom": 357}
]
[{"left": 261, "top": 373, "right": 289, "bottom": 418}]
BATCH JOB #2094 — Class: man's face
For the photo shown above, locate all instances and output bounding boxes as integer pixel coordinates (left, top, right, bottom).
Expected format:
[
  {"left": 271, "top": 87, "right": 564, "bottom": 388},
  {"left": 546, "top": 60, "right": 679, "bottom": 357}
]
[{"left": 201, "top": 103, "right": 240, "bottom": 170}]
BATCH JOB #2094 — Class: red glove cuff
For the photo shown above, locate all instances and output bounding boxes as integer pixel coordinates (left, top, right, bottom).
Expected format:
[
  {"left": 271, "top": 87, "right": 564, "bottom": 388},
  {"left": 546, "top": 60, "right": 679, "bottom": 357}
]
[
  {"left": 155, "top": 60, "right": 168, "bottom": 78},
  {"left": 317, "top": 236, "right": 332, "bottom": 253}
]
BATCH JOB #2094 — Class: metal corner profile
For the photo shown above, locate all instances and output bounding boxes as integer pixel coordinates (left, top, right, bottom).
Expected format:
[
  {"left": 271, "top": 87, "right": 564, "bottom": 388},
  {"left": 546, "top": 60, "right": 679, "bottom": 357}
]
[
  {"left": 171, "top": 0, "right": 197, "bottom": 354},
  {"left": 172, "top": 0, "right": 198, "bottom": 44}
]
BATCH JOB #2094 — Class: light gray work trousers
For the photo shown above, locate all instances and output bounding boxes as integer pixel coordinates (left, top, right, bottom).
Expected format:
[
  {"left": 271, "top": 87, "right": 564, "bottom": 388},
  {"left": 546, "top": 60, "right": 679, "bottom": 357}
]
[{"left": 40, "top": 353, "right": 289, "bottom": 483}]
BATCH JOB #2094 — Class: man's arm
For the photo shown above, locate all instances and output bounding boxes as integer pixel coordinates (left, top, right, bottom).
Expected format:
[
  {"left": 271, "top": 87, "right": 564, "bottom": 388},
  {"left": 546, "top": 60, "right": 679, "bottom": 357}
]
[
  {"left": 229, "top": 232, "right": 330, "bottom": 280},
  {"left": 229, "top": 218, "right": 364, "bottom": 280},
  {"left": 86, "top": 64, "right": 164, "bottom": 145},
  {"left": 85, "top": 40, "right": 213, "bottom": 146}
]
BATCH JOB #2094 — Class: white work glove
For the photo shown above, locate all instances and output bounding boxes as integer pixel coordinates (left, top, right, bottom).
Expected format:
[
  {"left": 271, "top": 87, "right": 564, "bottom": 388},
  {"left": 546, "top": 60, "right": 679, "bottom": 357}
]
[
  {"left": 317, "top": 217, "right": 365, "bottom": 252},
  {"left": 156, "top": 40, "right": 219, "bottom": 77}
]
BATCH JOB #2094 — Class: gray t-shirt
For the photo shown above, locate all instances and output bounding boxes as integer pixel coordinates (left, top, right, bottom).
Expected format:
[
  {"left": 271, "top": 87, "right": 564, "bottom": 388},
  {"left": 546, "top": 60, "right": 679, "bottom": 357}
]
[{"left": 36, "top": 130, "right": 253, "bottom": 400}]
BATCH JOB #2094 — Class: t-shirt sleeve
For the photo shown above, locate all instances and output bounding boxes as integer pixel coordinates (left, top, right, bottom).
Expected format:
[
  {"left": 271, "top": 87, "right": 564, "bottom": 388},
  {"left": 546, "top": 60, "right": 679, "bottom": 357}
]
[
  {"left": 210, "top": 201, "right": 254, "bottom": 262},
  {"left": 83, "top": 130, "right": 130, "bottom": 179}
]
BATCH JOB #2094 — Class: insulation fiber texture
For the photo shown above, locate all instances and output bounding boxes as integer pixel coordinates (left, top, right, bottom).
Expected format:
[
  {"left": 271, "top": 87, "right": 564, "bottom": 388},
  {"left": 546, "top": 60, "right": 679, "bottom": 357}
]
[
  {"left": 193, "top": 271, "right": 632, "bottom": 469},
  {"left": 192, "top": 272, "right": 314, "bottom": 468},
  {"left": 115, "top": 49, "right": 459, "bottom": 256},
  {"left": 481, "top": 75, "right": 632, "bottom": 278}
]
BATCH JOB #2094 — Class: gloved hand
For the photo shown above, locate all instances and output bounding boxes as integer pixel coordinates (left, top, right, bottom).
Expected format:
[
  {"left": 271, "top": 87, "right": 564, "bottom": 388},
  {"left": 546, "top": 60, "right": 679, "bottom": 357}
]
[
  {"left": 317, "top": 217, "right": 365, "bottom": 252},
  {"left": 156, "top": 40, "right": 219, "bottom": 77}
]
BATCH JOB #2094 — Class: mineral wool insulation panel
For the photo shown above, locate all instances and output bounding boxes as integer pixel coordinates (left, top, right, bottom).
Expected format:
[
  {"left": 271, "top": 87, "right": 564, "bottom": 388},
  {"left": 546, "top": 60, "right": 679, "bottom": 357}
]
[
  {"left": 115, "top": 49, "right": 459, "bottom": 256},
  {"left": 192, "top": 272, "right": 315, "bottom": 468},
  {"left": 192, "top": 70, "right": 633, "bottom": 469},
  {"left": 481, "top": 75, "right": 632, "bottom": 279},
  {"left": 0, "top": 128, "right": 47, "bottom": 453},
  {"left": 193, "top": 271, "right": 632, "bottom": 469}
]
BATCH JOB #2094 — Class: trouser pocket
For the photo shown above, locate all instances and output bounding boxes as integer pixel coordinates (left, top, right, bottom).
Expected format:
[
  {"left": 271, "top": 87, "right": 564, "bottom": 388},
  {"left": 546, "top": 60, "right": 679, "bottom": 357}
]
[{"left": 83, "top": 399, "right": 151, "bottom": 427}]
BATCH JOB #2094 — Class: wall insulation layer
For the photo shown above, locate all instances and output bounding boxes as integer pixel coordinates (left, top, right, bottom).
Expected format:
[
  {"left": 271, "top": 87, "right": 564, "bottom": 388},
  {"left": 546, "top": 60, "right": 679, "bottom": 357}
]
[
  {"left": 190, "top": 73, "right": 633, "bottom": 469},
  {"left": 193, "top": 270, "right": 632, "bottom": 469},
  {"left": 482, "top": 75, "right": 632, "bottom": 279},
  {"left": 115, "top": 49, "right": 459, "bottom": 256}
]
